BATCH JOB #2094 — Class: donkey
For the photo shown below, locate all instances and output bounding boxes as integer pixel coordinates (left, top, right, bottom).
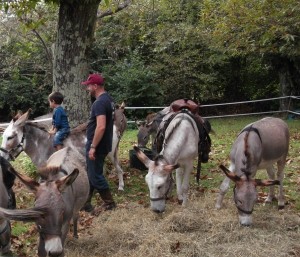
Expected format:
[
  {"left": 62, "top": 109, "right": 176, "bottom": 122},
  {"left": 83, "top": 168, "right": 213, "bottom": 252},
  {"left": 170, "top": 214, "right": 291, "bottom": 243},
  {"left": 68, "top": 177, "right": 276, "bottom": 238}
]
[
  {"left": 0, "top": 104, "right": 127, "bottom": 190},
  {"left": 136, "top": 107, "right": 170, "bottom": 152},
  {"left": 0, "top": 147, "right": 89, "bottom": 257},
  {"left": 0, "top": 156, "right": 16, "bottom": 255},
  {"left": 106, "top": 102, "right": 127, "bottom": 190},
  {"left": 215, "top": 117, "right": 289, "bottom": 226},
  {"left": 137, "top": 107, "right": 214, "bottom": 155},
  {"left": 134, "top": 110, "right": 201, "bottom": 213}
]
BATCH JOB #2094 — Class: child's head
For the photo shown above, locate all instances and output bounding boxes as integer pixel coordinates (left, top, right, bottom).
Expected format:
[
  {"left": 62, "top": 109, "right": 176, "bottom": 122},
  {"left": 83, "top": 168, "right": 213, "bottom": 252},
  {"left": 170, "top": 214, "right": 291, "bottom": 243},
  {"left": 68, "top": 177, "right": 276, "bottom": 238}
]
[{"left": 48, "top": 92, "right": 64, "bottom": 107}]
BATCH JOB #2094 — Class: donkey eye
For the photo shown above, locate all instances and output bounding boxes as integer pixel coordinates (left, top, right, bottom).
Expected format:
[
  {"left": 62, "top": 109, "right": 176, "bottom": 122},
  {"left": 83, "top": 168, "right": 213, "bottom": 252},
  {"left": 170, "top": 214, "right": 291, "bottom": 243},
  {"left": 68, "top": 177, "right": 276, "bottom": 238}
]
[
  {"left": 157, "top": 186, "right": 162, "bottom": 190},
  {"left": 7, "top": 135, "right": 15, "bottom": 140}
]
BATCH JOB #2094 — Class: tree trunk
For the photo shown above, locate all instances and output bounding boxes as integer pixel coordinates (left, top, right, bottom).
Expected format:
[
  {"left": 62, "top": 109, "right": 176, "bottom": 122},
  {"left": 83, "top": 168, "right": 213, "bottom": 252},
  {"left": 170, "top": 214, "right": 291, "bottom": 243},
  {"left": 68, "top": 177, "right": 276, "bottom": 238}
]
[
  {"left": 53, "top": 0, "right": 101, "bottom": 127},
  {"left": 277, "top": 57, "right": 294, "bottom": 111}
]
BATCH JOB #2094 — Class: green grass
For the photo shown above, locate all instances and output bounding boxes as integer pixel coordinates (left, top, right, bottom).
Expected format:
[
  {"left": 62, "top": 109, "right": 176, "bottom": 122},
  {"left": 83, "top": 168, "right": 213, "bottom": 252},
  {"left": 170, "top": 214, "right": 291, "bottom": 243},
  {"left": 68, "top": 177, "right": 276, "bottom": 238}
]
[{"left": 3, "top": 115, "right": 300, "bottom": 209}]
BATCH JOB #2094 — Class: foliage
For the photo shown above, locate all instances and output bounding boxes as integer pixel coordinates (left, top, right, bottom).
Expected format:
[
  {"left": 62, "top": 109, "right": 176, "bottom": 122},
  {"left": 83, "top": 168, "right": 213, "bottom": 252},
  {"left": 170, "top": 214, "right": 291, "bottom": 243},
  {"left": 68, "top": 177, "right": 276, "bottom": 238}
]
[
  {"left": 0, "top": 0, "right": 298, "bottom": 122},
  {"left": 0, "top": 4, "right": 56, "bottom": 120},
  {"left": 102, "top": 53, "right": 163, "bottom": 119},
  {"left": 201, "top": 0, "right": 300, "bottom": 57}
]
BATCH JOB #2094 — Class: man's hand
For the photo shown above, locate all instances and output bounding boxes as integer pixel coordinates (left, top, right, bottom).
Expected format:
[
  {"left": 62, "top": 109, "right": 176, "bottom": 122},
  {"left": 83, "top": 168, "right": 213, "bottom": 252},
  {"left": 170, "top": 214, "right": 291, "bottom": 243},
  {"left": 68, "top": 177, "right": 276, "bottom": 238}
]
[{"left": 89, "top": 148, "right": 96, "bottom": 160}]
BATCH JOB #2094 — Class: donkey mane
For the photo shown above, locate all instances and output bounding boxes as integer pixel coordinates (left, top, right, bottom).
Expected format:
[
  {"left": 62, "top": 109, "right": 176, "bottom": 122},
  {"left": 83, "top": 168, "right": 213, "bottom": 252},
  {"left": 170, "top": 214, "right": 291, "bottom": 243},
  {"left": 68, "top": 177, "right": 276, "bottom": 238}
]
[
  {"left": 26, "top": 121, "right": 48, "bottom": 132},
  {"left": 241, "top": 130, "right": 252, "bottom": 178},
  {"left": 154, "top": 154, "right": 164, "bottom": 165},
  {"left": 164, "top": 115, "right": 196, "bottom": 145}
]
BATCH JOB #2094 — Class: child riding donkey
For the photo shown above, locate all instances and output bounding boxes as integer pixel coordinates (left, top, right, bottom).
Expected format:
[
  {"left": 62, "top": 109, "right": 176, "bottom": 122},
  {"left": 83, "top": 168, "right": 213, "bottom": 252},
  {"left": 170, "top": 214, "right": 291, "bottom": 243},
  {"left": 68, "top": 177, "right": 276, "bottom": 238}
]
[{"left": 48, "top": 92, "right": 70, "bottom": 151}]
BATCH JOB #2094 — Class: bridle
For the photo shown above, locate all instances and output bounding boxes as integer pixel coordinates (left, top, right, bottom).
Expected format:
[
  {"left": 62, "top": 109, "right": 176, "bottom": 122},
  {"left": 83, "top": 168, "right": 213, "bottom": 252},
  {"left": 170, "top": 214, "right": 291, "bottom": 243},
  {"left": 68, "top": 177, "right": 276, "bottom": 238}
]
[
  {"left": 149, "top": 174, "right": 174, "bottom": 202},
  {"left": 37, "top": 224, "right": 62, "bottom": 238},
  {"left": 233, "top": 186, "right": 253, "bottom": 215},
  {"left": 0, "top": 129, "right": 26, "bottom": 161}
]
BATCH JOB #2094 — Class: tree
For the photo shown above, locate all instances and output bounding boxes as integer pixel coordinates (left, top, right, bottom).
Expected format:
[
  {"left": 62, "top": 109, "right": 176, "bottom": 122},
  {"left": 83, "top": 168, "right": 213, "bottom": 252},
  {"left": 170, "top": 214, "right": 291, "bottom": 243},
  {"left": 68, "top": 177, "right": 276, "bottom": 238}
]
[
  {"left": 201, "top": 0, "right": 300, "bottom": 109},
  {"left": 1, "top": 0, "right": 130, "bottom": 127}
]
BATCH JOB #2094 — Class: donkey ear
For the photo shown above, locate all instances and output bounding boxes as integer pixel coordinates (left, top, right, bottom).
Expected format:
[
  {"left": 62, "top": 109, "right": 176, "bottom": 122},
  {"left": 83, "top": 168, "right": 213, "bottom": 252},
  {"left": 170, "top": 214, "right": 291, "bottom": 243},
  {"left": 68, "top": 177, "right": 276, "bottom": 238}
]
[
  {"left": 8, "top": 166, "right": 39, "bottom": 193},
  {"left": 219, "top": 165, "right": 241, "bottom": 182},
  {"left": 120, "top": 102, "right": 125, "bottom": 109},
  {"left": 56, "top": 168, "right": 79, "bottom": 192},
  {"left": 134, "top": 146, "right": 152, "bottom": 168},
  {"left": 14, "top": 109, "right": 31, "bottom": 126},
  {"left": 163, "top": 164, "right": 179, "bottom": 173},
  {"left": 135, "top": 120, "right": 145, "bottom": 128},
  {"left": 0, "top": 207, "right": 46, "bottom": 222},
  {"left": 254, "top": 179, "right": 280, "bottom": 187}
]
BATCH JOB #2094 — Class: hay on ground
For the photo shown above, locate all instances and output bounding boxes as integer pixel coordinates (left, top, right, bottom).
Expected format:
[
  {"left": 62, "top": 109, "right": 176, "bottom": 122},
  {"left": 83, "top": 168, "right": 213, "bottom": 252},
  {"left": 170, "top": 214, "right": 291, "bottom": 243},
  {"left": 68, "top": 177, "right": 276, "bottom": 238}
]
[{"left": 65, "top": 193, "right": 300, "bottom": 257}]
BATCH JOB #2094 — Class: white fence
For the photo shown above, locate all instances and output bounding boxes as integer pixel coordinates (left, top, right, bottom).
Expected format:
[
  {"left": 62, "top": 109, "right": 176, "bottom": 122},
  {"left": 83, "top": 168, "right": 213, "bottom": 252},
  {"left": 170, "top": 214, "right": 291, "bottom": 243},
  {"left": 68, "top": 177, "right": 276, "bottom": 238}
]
[{"left": 0, "top": 95, "right": 299, "bottom": 130}]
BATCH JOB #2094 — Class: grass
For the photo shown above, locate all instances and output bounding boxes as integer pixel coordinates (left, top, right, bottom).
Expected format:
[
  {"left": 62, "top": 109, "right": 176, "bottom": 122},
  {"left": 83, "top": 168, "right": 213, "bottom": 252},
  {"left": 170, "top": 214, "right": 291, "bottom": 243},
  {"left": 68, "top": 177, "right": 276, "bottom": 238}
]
[{"left": 1, "top": 115, "right": 300, "bottom": 256}]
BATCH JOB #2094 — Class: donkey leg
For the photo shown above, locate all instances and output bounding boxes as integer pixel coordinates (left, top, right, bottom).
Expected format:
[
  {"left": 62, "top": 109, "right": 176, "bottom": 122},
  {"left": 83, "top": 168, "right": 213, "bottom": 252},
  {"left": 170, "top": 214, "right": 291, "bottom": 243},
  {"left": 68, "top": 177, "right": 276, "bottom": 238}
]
[
  {"left": 277, "top": 160, "right": 286, "bottom": 209},
  {"left": 110, "top": 150, "right": 124, "bottom": 191},
  {"left": 265, "top": 165, "right": 276, "bottom": 203},
  {"left": 72, "top": 215, "right": 79, "bottom": 239},
  {"left": 114, "top": 161, "right": 124, "bottom": 191},
  {"left": 181, "top": 163, "right": 193, "bottom": 207},
  {"left": 175, "top": 167, "right": 184, "bottom": 204},
  {"left": 215, "top": 177, "right": 231, "bottom": 209}
]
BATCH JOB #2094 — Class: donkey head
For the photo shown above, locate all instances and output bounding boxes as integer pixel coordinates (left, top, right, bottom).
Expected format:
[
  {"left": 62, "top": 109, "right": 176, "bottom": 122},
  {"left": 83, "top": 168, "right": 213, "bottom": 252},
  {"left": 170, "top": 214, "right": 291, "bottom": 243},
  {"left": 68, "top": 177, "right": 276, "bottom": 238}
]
[
  {"left": 1, "top": 165, "right": 79, "bottom": 257},
  {"left": 0, "top": 109, "right": 31, "bottom": 161},
  {"left": 219, "top": 165, "right": 280, "bottom": 226},
  {"left": 134, "top": 146, "right": 179, "bottom": 213},
  {"left": 114, "top": 102, "right": 127, "bottom": 137},
  {"left": 136, "top": 121, "right": 151, "bottom": 148}
]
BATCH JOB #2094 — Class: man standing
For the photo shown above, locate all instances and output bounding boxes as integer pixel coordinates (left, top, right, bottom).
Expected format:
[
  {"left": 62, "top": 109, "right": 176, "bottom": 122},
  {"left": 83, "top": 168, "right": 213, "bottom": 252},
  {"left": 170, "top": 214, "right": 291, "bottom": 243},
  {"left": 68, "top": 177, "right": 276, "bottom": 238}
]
[{"left": 81, "top": 73, "right": 116, "bottom": 213}]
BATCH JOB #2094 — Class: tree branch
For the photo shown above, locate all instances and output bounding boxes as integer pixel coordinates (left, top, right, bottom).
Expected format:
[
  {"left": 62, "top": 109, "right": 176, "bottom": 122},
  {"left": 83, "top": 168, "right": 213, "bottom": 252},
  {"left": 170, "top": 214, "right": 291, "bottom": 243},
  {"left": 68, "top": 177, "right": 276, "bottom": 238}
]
[
  {"left": 31, "top": 29, "right": 53, "bottom": 69},
  {"left": 97, "top": 0, "right": 131, "bottom": 19}
]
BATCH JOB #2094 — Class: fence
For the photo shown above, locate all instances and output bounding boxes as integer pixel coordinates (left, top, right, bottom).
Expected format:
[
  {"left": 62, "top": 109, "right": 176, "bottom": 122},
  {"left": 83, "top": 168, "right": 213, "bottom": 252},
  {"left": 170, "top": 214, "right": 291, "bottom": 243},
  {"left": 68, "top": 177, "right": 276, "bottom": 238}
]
[{"left": 0, "top": 96, "right": 299, "bottom": 130}]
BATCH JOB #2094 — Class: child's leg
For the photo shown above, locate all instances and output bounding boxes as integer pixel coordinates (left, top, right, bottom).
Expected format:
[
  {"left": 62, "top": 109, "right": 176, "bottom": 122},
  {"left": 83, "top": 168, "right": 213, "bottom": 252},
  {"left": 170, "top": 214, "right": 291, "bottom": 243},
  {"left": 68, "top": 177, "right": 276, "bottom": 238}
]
[{"left": 53, "top": 130, "right": 69, "bottom": 151}]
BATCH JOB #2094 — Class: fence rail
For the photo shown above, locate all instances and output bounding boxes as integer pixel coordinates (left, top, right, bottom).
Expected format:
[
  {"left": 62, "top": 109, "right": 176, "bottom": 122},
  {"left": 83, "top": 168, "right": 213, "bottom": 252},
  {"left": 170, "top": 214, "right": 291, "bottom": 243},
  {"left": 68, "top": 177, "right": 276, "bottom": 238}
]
[{"left": 0, "top": 95, "right": 299, "bottom": 129}]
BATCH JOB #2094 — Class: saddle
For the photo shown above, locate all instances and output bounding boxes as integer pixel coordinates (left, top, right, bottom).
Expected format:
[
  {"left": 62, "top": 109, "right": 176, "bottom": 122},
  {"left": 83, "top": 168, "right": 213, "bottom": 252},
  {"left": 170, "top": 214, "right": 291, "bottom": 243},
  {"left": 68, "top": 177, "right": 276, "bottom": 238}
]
[
  {"left": 155, "top": 99, "right": 211, "bottom": 163},
  {"left": 171, "top": 99, "right": 199, "bottom": 114}
]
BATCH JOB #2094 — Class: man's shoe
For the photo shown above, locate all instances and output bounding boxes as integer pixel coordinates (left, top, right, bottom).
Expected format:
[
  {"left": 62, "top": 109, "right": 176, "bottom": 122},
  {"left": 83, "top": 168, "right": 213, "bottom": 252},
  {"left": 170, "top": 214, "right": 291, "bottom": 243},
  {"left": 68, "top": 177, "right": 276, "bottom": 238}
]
[
  {"left": 91, "top": 202, "right": 116, "bottom": 216},
  {"left": 81, "top": 202, "right": 94, "bottom": 213}
]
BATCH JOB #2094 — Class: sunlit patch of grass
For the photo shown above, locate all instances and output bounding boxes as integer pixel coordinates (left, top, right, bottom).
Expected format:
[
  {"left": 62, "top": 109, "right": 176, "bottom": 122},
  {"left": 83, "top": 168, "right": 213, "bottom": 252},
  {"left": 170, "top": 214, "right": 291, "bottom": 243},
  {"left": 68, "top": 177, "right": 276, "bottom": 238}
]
[{"left": 11, "top": 222, "right": 31, "bottom": 236}]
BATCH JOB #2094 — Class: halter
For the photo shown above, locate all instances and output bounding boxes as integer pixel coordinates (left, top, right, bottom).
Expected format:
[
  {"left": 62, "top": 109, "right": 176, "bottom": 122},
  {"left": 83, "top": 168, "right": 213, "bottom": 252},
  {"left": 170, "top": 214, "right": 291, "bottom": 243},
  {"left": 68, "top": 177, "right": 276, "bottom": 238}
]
[
  {"left": 0, "top": 129, "right": 26, "bottom": 161},
  {"left": 233, "top": 186, "right": 253, "bottom": 215},
  {"left": 149, "top": 174, "right": 174, "bottom": 202},
  {"left": 37, "top": 224, "right": 62, "bottom": 237}
]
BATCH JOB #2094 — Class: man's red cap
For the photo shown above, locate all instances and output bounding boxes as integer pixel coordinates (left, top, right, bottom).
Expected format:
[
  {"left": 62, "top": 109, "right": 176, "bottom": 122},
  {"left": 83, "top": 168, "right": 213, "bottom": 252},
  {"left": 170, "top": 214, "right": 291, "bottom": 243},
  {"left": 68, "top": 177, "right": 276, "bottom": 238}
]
[{"left": 81, "top": 74, "right": 104, "bottom": 86}]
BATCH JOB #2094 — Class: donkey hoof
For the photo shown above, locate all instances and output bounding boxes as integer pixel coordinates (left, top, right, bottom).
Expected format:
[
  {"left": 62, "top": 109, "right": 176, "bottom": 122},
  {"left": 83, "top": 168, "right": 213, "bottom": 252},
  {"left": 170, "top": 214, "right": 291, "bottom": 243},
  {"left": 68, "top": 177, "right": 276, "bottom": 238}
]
[
  {"left": 278, "top": 205, "right": 285, "bottom": 210},
  {"left": 177, "top": 199, "right": 183, "bottom": 205}
]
